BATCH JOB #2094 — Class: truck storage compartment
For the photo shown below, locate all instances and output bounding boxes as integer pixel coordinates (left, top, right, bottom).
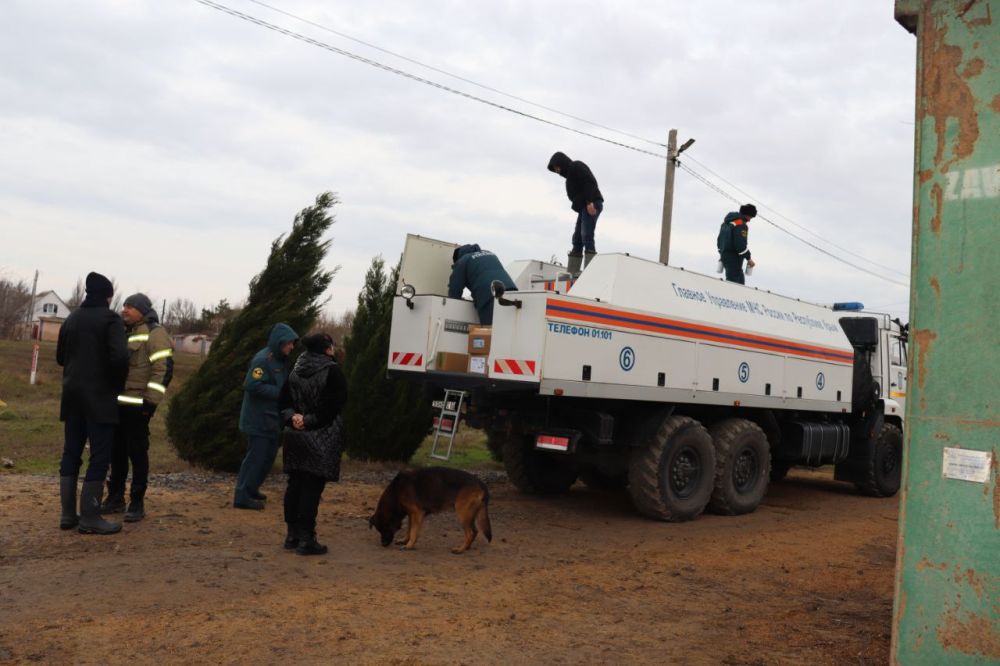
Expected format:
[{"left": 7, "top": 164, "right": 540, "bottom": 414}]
[{"left": 777, "top": 421, "right": 850, "bottom": 466}]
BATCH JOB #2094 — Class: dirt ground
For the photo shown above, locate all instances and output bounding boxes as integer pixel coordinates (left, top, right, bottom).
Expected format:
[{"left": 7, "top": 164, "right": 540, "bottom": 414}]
[{"left": 0, "top": 468, "right": 898, "bottom": 665}]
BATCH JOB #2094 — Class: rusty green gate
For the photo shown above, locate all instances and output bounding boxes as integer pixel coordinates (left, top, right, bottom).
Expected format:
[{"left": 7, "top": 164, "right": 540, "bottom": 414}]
[{"left": 893, "top": 1, "right": 999, "bottom": 663}]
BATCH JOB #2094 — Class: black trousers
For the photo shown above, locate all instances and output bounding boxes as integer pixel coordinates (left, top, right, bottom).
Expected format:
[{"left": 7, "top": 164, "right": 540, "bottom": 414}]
[
  {"left": 60, "top": 411, "right": 115, "bottom": 482},
  {"left": 721, "top": 255, "right": 745, "bottom": 284},
  {"left": 283, "top": 470, "right": 327, "bottom": 534},
  {"left": 108, "top": 405, "right": 151, "bottom": 496}
]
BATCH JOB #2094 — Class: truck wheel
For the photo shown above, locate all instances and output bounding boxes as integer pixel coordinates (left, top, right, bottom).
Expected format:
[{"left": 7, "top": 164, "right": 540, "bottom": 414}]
[
  {"left": 485, "top": 430, "right": 506, "bottom": 463},
  {"left": 627, "top": 415, "right": 715, "bottom": 522},
  {"left": 502, "top": 434, "right": 578, "bottom": 495},
  {"left": 856, "top": 423, "right": 903, "bottom": 497},
  {"left": 708, "top": 419, "right": 771, "bottom": 515},
  {"left": 579, "top": 468, "right": 628, "bottom": 491}
]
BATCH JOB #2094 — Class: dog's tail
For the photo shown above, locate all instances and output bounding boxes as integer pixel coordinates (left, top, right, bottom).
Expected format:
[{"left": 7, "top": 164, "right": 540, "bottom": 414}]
[{"left": 478, "top": 489, "right": 492, "bottom": 543}]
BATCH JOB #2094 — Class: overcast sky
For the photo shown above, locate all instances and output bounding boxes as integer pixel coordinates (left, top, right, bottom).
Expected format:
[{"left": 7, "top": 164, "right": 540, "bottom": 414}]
[{"left": 1, "top": 1, "right": 917, "bottom": 322}]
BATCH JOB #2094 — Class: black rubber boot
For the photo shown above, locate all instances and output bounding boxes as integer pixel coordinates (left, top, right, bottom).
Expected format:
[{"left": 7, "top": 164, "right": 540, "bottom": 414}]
[
  {"left": 59, "top": 476, "right": 79, "bottom": 530},
  {"left": 283, "top": 524, "right": 300, "bottom": 550},
  {"left": 567, "top": 251, "right": 583, "bottom": 276},
  {"left": 250, "top": 490, "right": 267, "bottom": 501},
  {"left": 124, "top": 486, "right": 146, "bottom": 523},
  {"left": 79, "top": 481, "right": 122, "bottom": 535},
  {"left": 100, "top": 485, "right": 126, "bottom": 514},
  {"left": 295, "top": 531, "right": 328, "bottom": 556},
  {"left": 583, "top": 251, "right": 597, "bottom": 269}
]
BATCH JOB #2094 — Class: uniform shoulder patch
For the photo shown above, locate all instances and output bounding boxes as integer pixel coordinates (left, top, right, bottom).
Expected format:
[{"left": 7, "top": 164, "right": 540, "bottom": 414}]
[{"left": 252, "top": 367, "right": 264, "bottom": 380}]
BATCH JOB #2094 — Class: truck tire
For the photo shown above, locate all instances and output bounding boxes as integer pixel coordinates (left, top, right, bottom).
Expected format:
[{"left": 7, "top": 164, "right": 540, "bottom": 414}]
[
  {"left": 627, "top": 415, "right": 715, "bottom": 522},
  {"left": 502, "top": 434, "right": 578, "bottom": 495},
  {"left": 708, "top": 419, "right": 771, "bottom": 515},
  {"left": 856, "top": 423, "right": 903, "bottom": 497},
  {"left": 579, "top": 468, "right": 628, "bottom": 491},
  {"left": 485, "top": 430, "right": 506, "bottom": 463}
]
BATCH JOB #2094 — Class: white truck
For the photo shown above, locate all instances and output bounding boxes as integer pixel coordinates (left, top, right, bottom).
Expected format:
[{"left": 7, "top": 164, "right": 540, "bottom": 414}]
[{"left": 388, "top": 234, "right": 907, "bottom": 521}]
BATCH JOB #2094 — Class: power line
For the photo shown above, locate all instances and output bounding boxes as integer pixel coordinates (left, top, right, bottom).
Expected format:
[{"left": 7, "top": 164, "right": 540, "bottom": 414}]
[
  {"left": 683, "top": 154, "right": 909, "bottom": 278},
  {"left": 192, "top": 0, "right": 666, "bottom": 159},
  {"left": 245, "top": 0, "right": 667, "bottom": 150},
  {"left": 678, "top": 162, "right": 909, "bottom": 287},
  {"left": 194, "top": 0, "right": 909, "bottom": 287}
]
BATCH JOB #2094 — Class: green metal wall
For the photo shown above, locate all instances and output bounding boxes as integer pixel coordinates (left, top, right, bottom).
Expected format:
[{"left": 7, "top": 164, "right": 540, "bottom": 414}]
[{"left": 893, "top": 1, "right": 1000, "bottom": 663}]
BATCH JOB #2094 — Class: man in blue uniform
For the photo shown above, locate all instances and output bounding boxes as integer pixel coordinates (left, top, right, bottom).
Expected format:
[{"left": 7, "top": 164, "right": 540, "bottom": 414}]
[
  {"left": 233, "top": 322, "right": 298, "bottom": 510},
  {"left": 717, "top": 204, "right": 757, "bottom": 284},
  {"left": 448, "top": 244, "right": 516, "bottom": 325}
]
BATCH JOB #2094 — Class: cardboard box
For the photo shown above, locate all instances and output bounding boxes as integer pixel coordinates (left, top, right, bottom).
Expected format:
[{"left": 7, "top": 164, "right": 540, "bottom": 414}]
[
  {"left": 468, "top": 354, "right": 489, "bottom": 375},
  {"left": 435, "top": 351, "right": 469, "bottom": 373},
  {"left": 468, "top": 326, "right": 492, "bottom": 355}
]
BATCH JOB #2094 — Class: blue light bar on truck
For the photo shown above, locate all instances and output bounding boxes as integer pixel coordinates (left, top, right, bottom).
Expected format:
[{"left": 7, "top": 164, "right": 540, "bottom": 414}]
[{"left": 833, "top": 302, "right": 865, "bottom": 311}]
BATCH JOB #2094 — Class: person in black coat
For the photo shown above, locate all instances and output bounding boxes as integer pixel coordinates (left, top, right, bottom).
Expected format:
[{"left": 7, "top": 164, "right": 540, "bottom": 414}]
[
  {"left": 56, "top": 272, "right": 129, "bottom": 535},
  {"left": 278, "top": 333, "right": 348, "bottom": 555},
  {"left": 547, "top": 151, "right": 605, "bottom": 274}
]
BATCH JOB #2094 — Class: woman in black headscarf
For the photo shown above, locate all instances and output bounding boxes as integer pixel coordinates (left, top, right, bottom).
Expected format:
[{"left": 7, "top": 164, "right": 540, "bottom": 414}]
[{"left": 277, "top": 333, "right": 347, "bottom": 555}]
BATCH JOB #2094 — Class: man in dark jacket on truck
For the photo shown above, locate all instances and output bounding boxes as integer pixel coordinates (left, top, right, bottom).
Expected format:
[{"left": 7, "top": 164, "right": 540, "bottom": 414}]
[
  {"left": 448, "top": 244, "right": 516, "bottom": 325},
  {"left": 547, "top": 151, "right": 604, "bottom": 274},
  {"left": 56, "top": 271, "right": 129, "bottom": 535},
  {"left": 233, "top": 322, "right": 299, "bottom": 510},
  {"left": 717, "top": 203, "right": 757, "bottom": 284}
]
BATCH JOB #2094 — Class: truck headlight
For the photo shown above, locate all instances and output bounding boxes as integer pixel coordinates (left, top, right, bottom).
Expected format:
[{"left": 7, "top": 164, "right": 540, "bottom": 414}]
[{"left": 401, "top": 283, "right": 416, "bottom": 309}]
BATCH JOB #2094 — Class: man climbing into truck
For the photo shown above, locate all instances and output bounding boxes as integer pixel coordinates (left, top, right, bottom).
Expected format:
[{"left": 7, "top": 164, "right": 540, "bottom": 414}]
[{"left": 447, "top": 244, "right": 516, "bottom": 325}]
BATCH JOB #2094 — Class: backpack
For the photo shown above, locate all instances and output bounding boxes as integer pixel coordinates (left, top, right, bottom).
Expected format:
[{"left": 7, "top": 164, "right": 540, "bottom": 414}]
[{"left": 717, "top": 222, "right": 733, "bottom": 254}]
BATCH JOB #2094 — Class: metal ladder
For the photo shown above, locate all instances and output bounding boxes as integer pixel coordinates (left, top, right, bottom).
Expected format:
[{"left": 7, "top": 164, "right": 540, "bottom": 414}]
[{"left": 430, "top": 389, "right": 467, "bottom": 461}]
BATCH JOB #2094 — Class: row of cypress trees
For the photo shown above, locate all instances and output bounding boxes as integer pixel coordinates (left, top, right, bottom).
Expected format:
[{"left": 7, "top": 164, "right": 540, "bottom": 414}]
[{"left": 167, "top": 192, "right": 432, "bottom": 471}]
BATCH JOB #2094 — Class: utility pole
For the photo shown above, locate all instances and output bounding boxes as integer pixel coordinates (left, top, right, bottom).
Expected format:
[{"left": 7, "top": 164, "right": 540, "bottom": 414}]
[
  {"left": 161, "top": 299, "right": 167, "bottom": 322},
  {"left": 659, "top": 129, "right": 695, "bottom": 265},
  {"left": 23, "top": 270, "right": 38, "bottom": 340}
]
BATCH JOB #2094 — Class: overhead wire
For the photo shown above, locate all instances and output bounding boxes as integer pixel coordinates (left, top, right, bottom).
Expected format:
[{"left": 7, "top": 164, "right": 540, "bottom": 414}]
[
  {"left": 245, "top": 0, "right": 668, "bottom": 149},
  {"left": 192, "top": 0, "right": 666, "bottom": 159},
  {"left": 678, "top": 162, "right": 909, "bottom": 287},
  {"left": 682, "top": 154, "right": 909, "bottom": 277},
  {"left": 194, "top": 0, "right": 909, "bottom": 287}
]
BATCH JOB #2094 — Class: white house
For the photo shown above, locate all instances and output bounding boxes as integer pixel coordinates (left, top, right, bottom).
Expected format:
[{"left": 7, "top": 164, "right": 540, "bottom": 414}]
[{"left": 30, "top": 290, "right": 71, "bottom": 341}]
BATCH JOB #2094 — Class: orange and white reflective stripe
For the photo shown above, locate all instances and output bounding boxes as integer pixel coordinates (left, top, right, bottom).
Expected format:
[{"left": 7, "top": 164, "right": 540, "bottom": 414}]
[
  {"left": 147, "top": 382, "right": 167, "bottom": 394},
  {"left": 492, "top": 359, "right": 537, "bottom": 375},
  {"left": 117, "top": 395, "right": 144, "bottom": 405},
  {"left": 391, "top": 352, "right": 423, "bottom": 366},
  {"left": 149, "top": 349, "right": 173, "bottom": 362}
]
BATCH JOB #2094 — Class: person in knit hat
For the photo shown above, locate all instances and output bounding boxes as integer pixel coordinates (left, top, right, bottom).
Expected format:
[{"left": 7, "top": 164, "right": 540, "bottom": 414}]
[
  {"left": 100, "top": 292, "right": 174, "bottom": 522},
  {"left": 277, "top": 332, "right": 347, "bottom": 555},
  {"left": 56, "top": 271, "right": 128, "bottom": 535}
]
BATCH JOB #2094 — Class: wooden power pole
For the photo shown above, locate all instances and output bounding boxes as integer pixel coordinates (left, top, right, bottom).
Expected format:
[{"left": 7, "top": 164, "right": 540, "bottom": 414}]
[{"left": 659, "top": 130, "right": 695, "bottom": 265}]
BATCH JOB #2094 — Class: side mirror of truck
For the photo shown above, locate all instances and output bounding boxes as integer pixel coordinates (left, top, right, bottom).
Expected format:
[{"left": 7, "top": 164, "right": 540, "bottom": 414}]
[{"left": 492, "top": 280, "right": 522, "bottom": 309}]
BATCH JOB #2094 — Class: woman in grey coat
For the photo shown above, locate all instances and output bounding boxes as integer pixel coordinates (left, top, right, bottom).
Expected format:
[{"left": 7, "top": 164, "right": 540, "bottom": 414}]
[{"left": 278, "top": 333, "right": 348, "bottom": 555}]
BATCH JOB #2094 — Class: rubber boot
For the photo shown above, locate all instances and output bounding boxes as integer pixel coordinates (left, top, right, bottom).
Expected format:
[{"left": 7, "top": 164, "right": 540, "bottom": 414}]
[
  {"left": 124, "top": 486, "right": 146, "bottom": 523},
  {"left": 100, "top": 484, "right": 126, "bottom": 514},
  {"left": 59, "top": 476, "right": 79, "bottom": 530},
  {"left": 295, "top": 531, "right": 328, "bottom": 556},
  {"left": 250, "top": 490, "right": 267, "bottom": 501},
  {"left": 583, "top": 251, "right": 597, "bottom": 269},
  {"left": 78, "top": 481, "right": 122, "bottom": 535},
  {"left": 567, "top": 252, "right": 583, "bottom": 276},
  {"left": 283, "top": 524, "right": 300, "bottom": 550}
]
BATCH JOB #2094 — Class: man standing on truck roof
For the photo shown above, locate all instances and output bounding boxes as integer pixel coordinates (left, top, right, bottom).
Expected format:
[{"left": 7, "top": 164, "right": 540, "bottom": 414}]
[
  {"left": 547, "top": 151, "right": 604, "bottom": 275},
  {"left": 448, "top": 244, "right": 516, "bottom": 326},
  {"left": 717, "top": 203, "right": 757, "bottom": 284}
]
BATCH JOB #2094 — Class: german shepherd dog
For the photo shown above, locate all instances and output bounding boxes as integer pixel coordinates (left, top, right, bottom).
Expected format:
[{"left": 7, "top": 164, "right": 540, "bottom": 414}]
[{"left": 369, "top": 467, "right": 492, "bottom": 554}]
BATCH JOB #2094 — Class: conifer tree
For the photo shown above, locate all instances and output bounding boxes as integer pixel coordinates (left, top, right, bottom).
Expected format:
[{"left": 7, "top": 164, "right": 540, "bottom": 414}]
[
  {"left": 167, "top": 192, "right": 339, "bottom": 471},
  {"left": 342, "top": 256, "right": 432, "bottom": 461}
]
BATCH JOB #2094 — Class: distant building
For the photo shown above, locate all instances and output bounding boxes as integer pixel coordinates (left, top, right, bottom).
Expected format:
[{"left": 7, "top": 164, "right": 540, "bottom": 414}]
[
  {"left": 30, "top": 291, "right": 71, "bottom": 342},
  {"left": 173, "top": 334, "right": 213, "bottom": 356}
]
